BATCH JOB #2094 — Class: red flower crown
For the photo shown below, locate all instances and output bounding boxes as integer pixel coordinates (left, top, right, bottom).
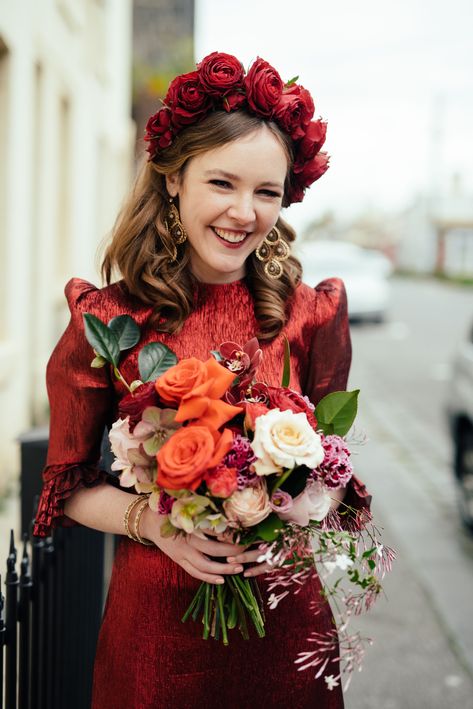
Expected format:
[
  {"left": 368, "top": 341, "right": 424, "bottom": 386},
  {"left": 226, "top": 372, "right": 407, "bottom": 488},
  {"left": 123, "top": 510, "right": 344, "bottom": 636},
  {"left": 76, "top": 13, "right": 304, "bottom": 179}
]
[{"left": 144, "top": 52, "right": 329, "bottom": 205}]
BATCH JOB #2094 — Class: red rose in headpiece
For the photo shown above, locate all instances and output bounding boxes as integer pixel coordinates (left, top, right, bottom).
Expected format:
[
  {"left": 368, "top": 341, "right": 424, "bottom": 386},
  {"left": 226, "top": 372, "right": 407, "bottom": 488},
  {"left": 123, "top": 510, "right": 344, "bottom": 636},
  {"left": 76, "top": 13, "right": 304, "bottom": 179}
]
[
  {"left": 293, "top": 151, "right": 330, "bottom": 187},
  {"left": 165, "top": 71, "right": 212, "bottom": 128},
  {"left": 144, "top": 109, "right": 173, "bottom": 157},
  {"left": 222, "top": 92, "right": 247, "bottom": 112},
  {"left": 198, "top": 52, "right": 245, "bottom": 96},
  {"left": 297, "top": 120, "right": 327, "bottom": 162},
  {"left": 274, "top": 84, "right": 315, "bottom": 140},
  {"left": 118, "top": 382, "right": 160, "bottom": 432},
  {"left": 244, "top": 58, "right": 283, "bottom": 117},
  {"left": 266, "top": 386, "right": 318, "bottom": 429}
]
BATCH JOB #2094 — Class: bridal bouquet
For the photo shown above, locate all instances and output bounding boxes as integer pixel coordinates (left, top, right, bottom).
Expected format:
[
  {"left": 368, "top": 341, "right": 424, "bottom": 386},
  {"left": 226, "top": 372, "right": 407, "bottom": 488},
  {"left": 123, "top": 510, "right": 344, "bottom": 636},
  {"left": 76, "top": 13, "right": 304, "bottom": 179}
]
[{"left": 83, "top": 312, "right": 394, "bottom": 691}]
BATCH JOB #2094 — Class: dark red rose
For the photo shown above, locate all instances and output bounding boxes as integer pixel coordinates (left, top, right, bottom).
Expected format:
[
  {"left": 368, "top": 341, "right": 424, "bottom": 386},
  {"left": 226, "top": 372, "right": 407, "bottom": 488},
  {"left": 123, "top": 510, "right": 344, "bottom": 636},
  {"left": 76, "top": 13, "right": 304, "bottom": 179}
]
[
  {"left": 293, "top": 151, "right": 330, "bottom": 187},
  {"left": 222, "top": 92, "right": 246, "bottom": 112},
  {"left": 118, "top": 382, "right": 160, "bottom": 431},
  {"left": 244, "top": 58, "right": 283, "bottom": 117},
  {"left": 144, "top": 108, "right": 173, "bottom": 158},
  {"left": 296, "top": 119, "right": 327, "bottom": 162},
  {"left": 165, "top": 71, "right": 212, "bottom": 128},
  {"left": 274, "top": 84, "right": 315, "bottom": 140},
  {"left": 197, "top": 52, "right": 245, "bottom": 95},
  {"left": 266, "top": 386, "right": 318, "bottom": 429}
]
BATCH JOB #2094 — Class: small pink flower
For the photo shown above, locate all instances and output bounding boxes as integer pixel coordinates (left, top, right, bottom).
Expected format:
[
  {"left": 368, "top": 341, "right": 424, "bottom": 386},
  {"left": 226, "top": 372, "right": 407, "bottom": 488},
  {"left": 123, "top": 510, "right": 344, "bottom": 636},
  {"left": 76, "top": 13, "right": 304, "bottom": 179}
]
[
  {"left": 270, "top": 490, "right": 293, "bottom": 514},
  {"left": 314, "top": 434, "right": 354, "bottom": 489}
]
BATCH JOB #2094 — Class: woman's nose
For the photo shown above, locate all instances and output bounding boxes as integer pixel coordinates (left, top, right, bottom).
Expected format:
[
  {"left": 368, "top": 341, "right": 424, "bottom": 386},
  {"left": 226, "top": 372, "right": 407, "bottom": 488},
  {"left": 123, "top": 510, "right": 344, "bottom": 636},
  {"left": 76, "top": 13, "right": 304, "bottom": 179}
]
[{"left": 227, "top": 194, "right": 256, "bottom": 225}]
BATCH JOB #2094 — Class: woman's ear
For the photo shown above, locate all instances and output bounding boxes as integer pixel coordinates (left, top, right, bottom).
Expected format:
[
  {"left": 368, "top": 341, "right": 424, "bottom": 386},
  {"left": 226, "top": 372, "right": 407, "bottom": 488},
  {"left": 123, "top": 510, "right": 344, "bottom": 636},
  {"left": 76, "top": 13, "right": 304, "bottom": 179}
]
[{"left": 165, "top": 172, "right": 180, "bottom": 197}]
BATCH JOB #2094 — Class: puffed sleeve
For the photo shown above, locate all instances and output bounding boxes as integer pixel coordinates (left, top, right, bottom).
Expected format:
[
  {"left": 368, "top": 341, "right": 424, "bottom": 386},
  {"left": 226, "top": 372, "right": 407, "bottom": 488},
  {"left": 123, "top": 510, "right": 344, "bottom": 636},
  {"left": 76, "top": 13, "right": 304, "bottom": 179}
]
[
  {"left": 305, "top": 278, "right": 372, "bottom": 527},
  {"left": 33, "top": 278, "right": 115, "bottom": 537}
]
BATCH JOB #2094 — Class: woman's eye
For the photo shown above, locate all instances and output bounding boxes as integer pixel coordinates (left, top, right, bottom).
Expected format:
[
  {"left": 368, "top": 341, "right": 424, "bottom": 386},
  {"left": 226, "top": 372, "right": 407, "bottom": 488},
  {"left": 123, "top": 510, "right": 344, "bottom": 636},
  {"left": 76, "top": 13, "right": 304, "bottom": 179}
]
[
  {"left": 259, "top": 189, "right": 281, "bottom": 198},
  {"left": 209, "top": 179, "right": 231, "bottom": 188}
]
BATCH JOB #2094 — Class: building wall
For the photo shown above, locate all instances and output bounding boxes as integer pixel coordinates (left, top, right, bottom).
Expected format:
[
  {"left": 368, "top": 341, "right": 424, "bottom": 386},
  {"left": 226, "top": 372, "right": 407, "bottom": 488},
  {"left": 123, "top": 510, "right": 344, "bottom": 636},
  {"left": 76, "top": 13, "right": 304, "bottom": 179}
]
[{"left": 0, "top": 0, "right": 134, "bottom": 488}]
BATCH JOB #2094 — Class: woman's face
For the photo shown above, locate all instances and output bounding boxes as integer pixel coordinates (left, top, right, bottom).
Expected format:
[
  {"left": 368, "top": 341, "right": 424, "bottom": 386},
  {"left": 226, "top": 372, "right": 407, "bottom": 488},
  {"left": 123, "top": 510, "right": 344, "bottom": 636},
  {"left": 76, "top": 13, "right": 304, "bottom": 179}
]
[{"left": 166, "top": 126, "right": 288, "bottom": 283}]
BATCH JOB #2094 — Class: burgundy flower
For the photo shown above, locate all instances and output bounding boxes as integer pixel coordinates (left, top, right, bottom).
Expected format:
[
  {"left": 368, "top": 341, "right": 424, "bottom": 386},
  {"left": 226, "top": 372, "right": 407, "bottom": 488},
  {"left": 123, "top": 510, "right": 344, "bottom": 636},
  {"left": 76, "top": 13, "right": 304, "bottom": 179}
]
[
  {"left": 294, "top": 151, "right": 330, "bottom": 188},
  {"left": 274, "top": 84, "right": 315, "bottom": 140},
  {"left": 118, "top": 382, "right": 160, "bottom": 432},
  {"left": 144, "top": 108, "right": 173, "bottom": 158},
  {"left": 266, "top": 386, "right": 318, "bottom": 429},
  {"left": 197, "top": 52, "right": 245, "bottom": 96},
  {"left": 158, "top": 489, "right": 175, "bottom": 515},
  {"left": 219, "top": 337, "right": 262, "bottom": 381},
  {"left": 314, "top": 434, "right": 354, "bottom": 489},
  {"left": 165, "top": 71, "right": 212, "bottom": 128},
  {"left": 244, "top": 57, "right": 283, "bottom": 117}
]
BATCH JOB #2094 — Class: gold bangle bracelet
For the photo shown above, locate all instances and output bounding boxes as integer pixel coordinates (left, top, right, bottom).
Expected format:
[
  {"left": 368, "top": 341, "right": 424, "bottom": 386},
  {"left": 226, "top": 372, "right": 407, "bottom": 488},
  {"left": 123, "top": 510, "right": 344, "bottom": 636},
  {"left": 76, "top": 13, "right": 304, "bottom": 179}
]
[
  {"left": 124, "top": 495, "right": 147, "bottom": 541},
  {"left": 134, "top": 496, "right": 154, "bottom": 546}
]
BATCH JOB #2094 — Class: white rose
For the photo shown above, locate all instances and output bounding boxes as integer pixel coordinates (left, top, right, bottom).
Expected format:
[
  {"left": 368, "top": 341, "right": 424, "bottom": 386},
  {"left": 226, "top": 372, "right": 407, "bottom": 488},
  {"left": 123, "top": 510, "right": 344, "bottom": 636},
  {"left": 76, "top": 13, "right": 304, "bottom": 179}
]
[
  {"left": 278, "top": 480, "right": 331, "bottom": 526},
  {"left": 251, "top": 408, "right": 324, "bottom": 475},
  {"left": 223, "top": 480, "right": 271, "bottom": 528}
]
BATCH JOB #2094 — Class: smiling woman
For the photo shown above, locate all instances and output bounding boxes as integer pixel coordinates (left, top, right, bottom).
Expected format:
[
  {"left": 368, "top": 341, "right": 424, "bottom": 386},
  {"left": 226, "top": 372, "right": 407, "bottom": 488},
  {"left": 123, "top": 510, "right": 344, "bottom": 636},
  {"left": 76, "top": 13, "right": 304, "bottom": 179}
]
[{"left": 33, "top": 52, "right": 369, "bottom": 709}]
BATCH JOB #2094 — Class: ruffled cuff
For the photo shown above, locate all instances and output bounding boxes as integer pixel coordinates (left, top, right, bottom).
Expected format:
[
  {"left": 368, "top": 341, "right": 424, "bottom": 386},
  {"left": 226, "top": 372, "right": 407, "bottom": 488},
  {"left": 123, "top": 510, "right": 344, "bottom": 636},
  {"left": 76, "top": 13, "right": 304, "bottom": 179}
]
[{"left": 33, "top": 463, "right": 108, "bottom": 537}]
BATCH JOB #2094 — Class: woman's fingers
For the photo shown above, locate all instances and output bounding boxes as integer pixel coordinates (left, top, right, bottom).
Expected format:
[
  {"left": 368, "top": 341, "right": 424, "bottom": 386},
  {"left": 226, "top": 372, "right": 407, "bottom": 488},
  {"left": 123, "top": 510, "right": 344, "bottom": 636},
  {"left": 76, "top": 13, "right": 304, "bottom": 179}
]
[
  {"left": 188, "top": 535, "right": 246, "bottom": 557},
  {"left": 180, "top": 558, "right": 226, "bottom": 585},
  {"left": 226, "top": 548, "right": 263, "bottom": 565},
  {"left": 243, "top": 561, "right": 275, "bottom": 578},
  {"left": 188, "top": 551, "right": 243, "bottom": 576}
]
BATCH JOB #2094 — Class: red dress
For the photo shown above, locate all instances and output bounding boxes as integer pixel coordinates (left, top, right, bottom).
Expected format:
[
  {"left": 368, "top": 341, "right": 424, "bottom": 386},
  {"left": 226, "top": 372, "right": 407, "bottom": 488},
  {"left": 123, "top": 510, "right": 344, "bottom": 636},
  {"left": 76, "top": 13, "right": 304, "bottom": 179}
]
[{"left": 34, "top": 276, "right": 370, "bottom": 709}]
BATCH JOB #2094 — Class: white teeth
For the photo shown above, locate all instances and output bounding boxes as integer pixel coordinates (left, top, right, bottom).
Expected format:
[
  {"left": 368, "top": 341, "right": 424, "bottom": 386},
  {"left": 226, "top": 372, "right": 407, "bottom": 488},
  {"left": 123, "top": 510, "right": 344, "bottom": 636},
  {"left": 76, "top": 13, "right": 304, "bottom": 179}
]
[{"left": 213, "top": 227, "right": 247, "bottom": 243}]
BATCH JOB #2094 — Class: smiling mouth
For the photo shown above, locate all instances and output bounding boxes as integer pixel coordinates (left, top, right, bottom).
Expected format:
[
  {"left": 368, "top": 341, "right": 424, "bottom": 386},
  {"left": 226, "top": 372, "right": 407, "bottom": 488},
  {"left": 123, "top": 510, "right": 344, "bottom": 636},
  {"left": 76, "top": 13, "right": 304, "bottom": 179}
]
[{"left": 211, "top": 227, "right": 249, "bottom": 244}]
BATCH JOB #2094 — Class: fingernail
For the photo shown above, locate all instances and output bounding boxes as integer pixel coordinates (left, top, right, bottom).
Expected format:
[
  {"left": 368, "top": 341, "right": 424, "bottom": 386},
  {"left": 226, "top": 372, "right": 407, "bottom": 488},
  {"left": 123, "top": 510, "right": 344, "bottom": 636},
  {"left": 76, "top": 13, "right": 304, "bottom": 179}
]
[
  {"left": 216, "top": 577, "right": 225, "bottom": 584},
  {"left": 243, "top": 571, "right": 251, "bottom": 578},
  {"left": 234, "top": 565, "right": 244, "bottom": 573},
  {"left": 227, "top": 556, "right": 236, "bottom": 563}
]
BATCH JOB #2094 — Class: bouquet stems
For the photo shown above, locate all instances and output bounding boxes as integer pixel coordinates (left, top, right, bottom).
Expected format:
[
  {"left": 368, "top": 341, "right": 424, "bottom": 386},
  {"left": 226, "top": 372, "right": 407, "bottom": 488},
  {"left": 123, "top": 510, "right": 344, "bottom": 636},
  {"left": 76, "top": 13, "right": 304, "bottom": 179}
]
[{"left": 182, "top": 575, "right": 266, "bottom": 644}]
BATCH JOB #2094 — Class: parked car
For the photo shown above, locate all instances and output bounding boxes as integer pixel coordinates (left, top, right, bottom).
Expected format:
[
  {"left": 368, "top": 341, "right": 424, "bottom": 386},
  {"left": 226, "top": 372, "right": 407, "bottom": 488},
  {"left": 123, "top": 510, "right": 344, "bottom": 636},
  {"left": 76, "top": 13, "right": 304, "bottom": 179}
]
[
  {"left": 445, "top": 322, "right": 473, "bottom": 532},
  {"left": 296, "top": 240, "right": 392, "bottom": 323}
]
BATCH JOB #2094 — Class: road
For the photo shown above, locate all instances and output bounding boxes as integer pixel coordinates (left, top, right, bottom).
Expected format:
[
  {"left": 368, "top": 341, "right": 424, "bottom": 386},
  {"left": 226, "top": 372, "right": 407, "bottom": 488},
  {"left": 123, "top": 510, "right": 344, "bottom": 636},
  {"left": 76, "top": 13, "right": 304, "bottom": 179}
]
[{"left": 346, "top": 276, "right": 473, "bottom": 709}]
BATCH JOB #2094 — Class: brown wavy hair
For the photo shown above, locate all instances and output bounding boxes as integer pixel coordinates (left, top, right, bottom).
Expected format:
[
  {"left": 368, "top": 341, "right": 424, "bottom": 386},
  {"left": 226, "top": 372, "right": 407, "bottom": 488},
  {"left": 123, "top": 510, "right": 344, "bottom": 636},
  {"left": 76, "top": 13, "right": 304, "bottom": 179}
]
[{"left": 101, "top": 110, "right": 303, "bottom": 341}]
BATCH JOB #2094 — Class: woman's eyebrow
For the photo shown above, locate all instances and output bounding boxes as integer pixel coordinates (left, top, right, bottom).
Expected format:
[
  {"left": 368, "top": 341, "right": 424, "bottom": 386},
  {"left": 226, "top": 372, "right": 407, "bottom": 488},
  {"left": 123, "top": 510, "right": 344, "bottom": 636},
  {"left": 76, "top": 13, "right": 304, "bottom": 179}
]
[{"left": 203, "top": 169, "right": 283, "bottom": 189}]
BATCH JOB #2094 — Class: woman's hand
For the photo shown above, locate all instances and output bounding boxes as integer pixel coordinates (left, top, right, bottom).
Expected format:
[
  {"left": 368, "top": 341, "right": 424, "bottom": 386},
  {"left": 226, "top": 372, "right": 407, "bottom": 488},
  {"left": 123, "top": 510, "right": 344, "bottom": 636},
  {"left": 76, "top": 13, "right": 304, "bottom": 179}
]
[
  {"left": 226, "top": 546, "right": 274, "bottom": 579},
  {"left": 140, "top": 507, "right": 247, "bottom": 584}
]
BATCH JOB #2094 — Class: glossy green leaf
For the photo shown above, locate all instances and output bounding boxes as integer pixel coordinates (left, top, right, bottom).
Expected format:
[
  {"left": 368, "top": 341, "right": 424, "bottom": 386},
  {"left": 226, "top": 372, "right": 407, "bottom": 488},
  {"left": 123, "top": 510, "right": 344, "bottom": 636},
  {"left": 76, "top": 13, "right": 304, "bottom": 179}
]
[
  {"left": 138, "top": 342, "right": 178, "bottom": 382},
  {"left": 285, "top": 75, "right": 299, "bottom": 86},
  {"left": 255, "top": 513, "right": 283, "bottom": 542},
  {"left": 315, "top": 389, "right": 360, "bottom": 437},
  {"left": 83, "top": 313, "right": 120, "bottom": 366},
  {"left": 281, "top": 336, "right": 291, "bottom": 387},
  {"left": 108, "top": 315, "right": 141, "bottom": 351}
]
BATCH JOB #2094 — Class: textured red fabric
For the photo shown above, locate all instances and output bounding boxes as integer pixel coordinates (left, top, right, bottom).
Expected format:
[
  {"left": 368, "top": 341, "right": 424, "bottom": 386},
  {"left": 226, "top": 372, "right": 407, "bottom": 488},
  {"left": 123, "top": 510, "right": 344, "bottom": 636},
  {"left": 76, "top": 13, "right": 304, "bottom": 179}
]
[{"left": 35, "top": 275, "right": 370, "bottom": 708}]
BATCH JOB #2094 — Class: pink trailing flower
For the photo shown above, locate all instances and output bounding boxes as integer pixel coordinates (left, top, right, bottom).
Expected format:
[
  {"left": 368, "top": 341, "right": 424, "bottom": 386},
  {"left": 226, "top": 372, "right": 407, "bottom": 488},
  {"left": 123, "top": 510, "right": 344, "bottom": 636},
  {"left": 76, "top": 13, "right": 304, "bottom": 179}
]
[{"left": 314, "top": 434, "right": 354, "bottom": 489}]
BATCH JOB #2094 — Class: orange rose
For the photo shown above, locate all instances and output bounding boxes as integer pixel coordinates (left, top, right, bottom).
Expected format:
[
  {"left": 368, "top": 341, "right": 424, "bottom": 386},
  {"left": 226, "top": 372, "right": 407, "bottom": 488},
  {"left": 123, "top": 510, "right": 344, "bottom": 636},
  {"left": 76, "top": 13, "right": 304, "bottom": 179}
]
[
  {"left": 155, "top": 358, "right": 208, "bottom": 406},
  {"left": 157, "top": 425, "right": 234, "bottom": 490},
  {"left": 175, "top": 357, "right": 243, "bottom": 428}
]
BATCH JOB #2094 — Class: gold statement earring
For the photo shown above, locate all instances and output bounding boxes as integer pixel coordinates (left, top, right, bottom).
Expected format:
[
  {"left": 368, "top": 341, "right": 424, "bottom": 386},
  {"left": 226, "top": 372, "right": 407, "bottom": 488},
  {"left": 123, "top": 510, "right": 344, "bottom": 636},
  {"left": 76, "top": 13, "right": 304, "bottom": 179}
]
[
  {"left": 164, "top": 196, "right": 187, "bottom": 261},
  {"left": 255, "top": 226, "right": 290, "bottom": 279}
]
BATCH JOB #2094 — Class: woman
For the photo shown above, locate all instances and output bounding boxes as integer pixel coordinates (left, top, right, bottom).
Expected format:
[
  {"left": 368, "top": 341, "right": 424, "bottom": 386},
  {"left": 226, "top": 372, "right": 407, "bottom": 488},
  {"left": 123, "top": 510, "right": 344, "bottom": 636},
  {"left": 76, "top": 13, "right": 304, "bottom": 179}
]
[{"left": 34, "top": 53, "right": 370, "bottom": 708}]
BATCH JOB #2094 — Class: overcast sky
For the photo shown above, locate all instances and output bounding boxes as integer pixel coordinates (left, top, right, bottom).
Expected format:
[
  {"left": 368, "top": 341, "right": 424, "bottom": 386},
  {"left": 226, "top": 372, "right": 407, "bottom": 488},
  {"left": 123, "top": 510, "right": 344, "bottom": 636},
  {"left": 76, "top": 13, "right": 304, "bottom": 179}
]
[{"left": 195, "top": 0, "right": 473, "bottom": 231}]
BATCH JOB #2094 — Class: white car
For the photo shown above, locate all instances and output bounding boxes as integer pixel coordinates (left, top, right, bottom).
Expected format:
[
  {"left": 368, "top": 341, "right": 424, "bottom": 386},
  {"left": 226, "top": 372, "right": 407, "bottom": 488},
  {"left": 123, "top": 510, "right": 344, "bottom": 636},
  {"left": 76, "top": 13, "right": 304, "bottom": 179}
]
[
  {"left": 297, "top": 240, "right": 392, "bottom": 323},
  {"left": 445, "top": 323, "right": 473, "bottom": 531}
]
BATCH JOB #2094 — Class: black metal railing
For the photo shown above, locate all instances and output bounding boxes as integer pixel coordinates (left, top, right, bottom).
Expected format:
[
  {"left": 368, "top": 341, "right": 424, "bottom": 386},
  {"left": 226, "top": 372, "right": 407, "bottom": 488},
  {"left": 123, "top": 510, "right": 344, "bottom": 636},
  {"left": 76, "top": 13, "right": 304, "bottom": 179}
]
[{"left": 1, "top": 520, "right": 111, "bottom": 709}]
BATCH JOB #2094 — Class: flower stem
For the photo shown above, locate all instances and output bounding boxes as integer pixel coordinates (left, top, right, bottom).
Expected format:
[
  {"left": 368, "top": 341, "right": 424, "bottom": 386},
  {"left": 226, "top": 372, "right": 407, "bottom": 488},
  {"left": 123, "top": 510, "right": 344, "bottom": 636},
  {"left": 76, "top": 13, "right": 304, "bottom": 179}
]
[{"left": 271, "top": 467, "right": 294, "bottom": 495}]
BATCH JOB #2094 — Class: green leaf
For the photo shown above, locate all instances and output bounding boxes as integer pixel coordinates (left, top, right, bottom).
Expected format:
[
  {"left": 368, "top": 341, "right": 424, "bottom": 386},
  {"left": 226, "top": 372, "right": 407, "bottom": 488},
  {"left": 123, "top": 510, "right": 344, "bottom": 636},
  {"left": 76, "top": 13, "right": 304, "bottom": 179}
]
[
  {"left": 255, "top": 513, "right": 283, "bottom": 542},
  {"left": 285, "top": 75, "right": 299, "bottom": 86},
  {"left": 83, "top": 313, "right": 120, "bottom": 366},
  {"left": 315, "top": 389, "right": 360, "bottom": 437},
  {"left": 281, "top": 336, "right": 291, "bottom": 387},
  {"left": 108, "top": 315, "right": 141, "bottom": 351},
  {"left": 138, "top": 342, "right": 178, "bottom": 382}
]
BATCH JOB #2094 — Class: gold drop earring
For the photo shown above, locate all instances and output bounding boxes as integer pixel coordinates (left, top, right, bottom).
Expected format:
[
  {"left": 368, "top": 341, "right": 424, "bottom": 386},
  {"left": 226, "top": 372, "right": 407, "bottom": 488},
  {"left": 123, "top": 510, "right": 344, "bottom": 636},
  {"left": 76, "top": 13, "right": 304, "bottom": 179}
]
[
  {"left": 164, "top": 196, "right": 187, "bottom": 261},
  {"left": 255, "top": 226, "right": 290, "bottom": 279}
]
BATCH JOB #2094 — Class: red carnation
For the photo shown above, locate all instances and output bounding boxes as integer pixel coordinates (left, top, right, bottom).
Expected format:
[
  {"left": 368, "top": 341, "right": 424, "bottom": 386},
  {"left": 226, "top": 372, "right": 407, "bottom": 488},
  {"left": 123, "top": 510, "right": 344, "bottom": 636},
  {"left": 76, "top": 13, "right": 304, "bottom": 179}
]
[
  {"left": 118, "top": 382, "right": 160, "bottom": 431},
  {"left": 144, "top": 109, "right": 173, "bottom": 158},
  {"left": 266, "top": 386, "right": 318, "bottom": 429},
  {"left": 244, "top": 57, "right": 283, "bottom": 117},
  {"left": 165, "top": 71, "right": 212, "bottom": 128},
  {"left": 274, "top": 84, "right": 315, "bottom": 140},
  {"left": 198, "top": 52, "right": 245, "bottom": 96}
]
